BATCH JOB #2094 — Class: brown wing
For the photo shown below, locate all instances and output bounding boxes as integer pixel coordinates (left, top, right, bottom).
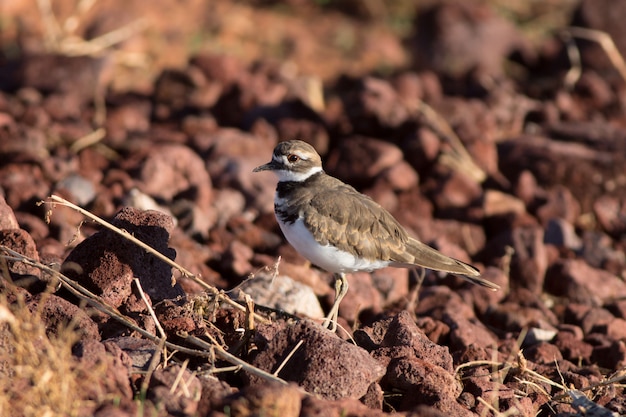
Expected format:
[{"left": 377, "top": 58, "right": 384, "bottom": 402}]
[{"left": 303, "top": 176, "right": 414, "bottom": 263}]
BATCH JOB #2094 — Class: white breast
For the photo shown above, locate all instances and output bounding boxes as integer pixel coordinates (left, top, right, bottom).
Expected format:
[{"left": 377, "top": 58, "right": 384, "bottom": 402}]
[{"left": 276, "top": 215, "right": 390, "bottom": 274}]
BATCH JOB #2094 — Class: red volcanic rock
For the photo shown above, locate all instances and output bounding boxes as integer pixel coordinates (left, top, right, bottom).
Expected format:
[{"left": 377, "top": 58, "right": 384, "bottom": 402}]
[
  {"left": 62, "top": 207, "right": 184, "bottom": 336},
  {"left": 0, "top": 195, "right": 19, "bottom": 229},
  {"left": 2, "top": 2, "right": 626, "bottom": 413},
  {"left": 221, "top": 383, "right": 302, "bottom": 417},
  {"left": 546, "top": 259, "right": 626, "bottom": 306},
  {"left": 325, "top": 136, "right": 404, "bottom": 187},
  {"left": 248, "top": 320, "right": 385, "bottom": 400},
  {"left": 0, "top": 228, "right": 41, "bottom": 280}
]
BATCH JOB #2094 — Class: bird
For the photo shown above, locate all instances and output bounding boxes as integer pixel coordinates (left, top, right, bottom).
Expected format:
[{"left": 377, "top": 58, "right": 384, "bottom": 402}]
[{"left": 254, "top": 140, "right": 499, "bottom": 331}]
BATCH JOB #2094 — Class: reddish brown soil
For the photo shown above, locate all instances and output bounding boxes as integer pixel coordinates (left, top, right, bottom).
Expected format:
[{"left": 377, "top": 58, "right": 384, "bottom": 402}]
[{"left": 2, "top": 0, "right": 626, "bottom": 416}]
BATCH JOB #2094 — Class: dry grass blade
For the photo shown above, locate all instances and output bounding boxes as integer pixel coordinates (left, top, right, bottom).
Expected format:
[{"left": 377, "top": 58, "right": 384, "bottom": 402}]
[
  {"left": 511, "top": 352, "right": 626, "bottom": 414},
  {"left": 455, "top": 360, "right": 506, "bottom": 378},
  {"left": 59, "top": 19, "right": 149, "bottom": 57},
  {"left": 35, "top": 0, "right": 148, "bottom": 127},
  {"left": 138, "top": 338, "right": 167, "bottom": 403},
  {"left": 0, "top": 291, "right": 103, "bottom": 416},
  {"left": 454, "top": 344, "right": 626, "bottom": 415},
  {"left": 37, "top": 0, "right": 148, "bottom": 57},
  {"left": 36, "top": 0, "right": 64, "bottom": 50},
  {"left": 169, "top": 359, "right": 191, "bottom": 395},
  {"left": 68, "top": 128, "right": 107, "bottom": 153},
  {"left": 551, "top": 370, "right": 626, "bottom": 401}
]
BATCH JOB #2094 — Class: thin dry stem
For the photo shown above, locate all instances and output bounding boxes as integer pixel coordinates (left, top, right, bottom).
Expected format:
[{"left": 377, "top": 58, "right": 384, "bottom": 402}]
[
  {"left": 406, "top": 99, "right": 487, "bottom": 183},
  {"left": 513, "top": 377, "right": 551, "bottom": 398},
  {"left": 43, "top": 195, "right": 269, "bottom": 324},
  {"left": 566, "top": 26, "right": 626, "bottom": 83},
  {"left": 551, "top": 370, "right": 626, "bottom": 401},
  {"left": 37, "top": 0, "right": 148, "bottom": 57},
  {"left": 169, "top": 359, "right": 190, "bottom": 396},
  {"left": 69, "top": 128, "right": 107, "bottom": 153},
  {"left": 501, "top": 245, "right": 514, "bottom": 280},
  {"left": 2, "top": 246, "right": 210, "bottom": 357},
  {"left": 560, "top": 30, "right": 582, "bottom": 90},
  {"left": 273, "top": 340, "right": 304, "bottom": 377},
  {"left": 0, "top": 286, "right": 104, "bottom": 416},
  {"left": 0, "top": 246, "right": 288, "bottom": 387},
  {"left": 133, "top": 278, "right": 166, "bottom": 339},
  {"left": 185, "top": 333, "right": 288, "bottom": 386},
  {"left": 476, "top": 396, "right": 521, "bottom": 417},
  {"left": 455, "top": 360, "right": 508, "bottom": 378},
  {"left": 139, "top": 338, "right": 167, "bottom": 399}
]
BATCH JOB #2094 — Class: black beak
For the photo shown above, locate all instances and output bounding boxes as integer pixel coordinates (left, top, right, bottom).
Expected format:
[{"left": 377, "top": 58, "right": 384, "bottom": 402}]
[{"left": 253, "top": 160, "right": 281, "bottom": 172}]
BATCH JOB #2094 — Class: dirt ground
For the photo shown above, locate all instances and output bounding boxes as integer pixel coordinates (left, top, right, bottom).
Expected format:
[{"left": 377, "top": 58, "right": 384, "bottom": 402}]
[{"left": 2, "top": 0, "right": 626, "bottom": 416}]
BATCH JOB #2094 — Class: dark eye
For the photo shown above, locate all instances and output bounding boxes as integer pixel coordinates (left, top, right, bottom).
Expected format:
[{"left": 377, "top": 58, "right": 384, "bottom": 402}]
[{"left": 287, "top": 154, "right": 300, "bottom": 163}]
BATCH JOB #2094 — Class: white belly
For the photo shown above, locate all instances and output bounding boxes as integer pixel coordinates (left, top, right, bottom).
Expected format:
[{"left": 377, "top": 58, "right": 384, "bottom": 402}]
[{"left": 277, "top": 216, "right": 390, "bottom": 273}]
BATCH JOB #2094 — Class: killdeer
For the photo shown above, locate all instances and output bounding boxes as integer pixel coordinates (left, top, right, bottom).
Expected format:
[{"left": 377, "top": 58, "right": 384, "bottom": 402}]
[{"left": 254, "top": 140, "right": 499, "bottom": 330}]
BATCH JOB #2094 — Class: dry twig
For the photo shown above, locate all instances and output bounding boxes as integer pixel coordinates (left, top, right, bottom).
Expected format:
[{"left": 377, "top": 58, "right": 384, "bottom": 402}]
[
  {"left": 565, "top": 27, "right": 626, "bottom": 83},
  {"left": 42, "top": 195, "right": 270, "bottom": 324},
  {"left": 0, "top": 245, "right": 289, "bottom": 387},
  {"left": 405, "top": 99, "right": 487, "bottom": 184}
]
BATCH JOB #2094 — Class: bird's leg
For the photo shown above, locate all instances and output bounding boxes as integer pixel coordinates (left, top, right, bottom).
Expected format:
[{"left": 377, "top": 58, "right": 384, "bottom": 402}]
[{"left": 322, "top": 273, "right": 349, "bottom": 332}]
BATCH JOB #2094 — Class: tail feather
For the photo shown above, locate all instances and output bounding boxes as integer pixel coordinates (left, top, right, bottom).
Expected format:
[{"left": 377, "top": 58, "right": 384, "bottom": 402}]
[
  {"left": 396, "top": 238, "right": 500, "bottom": 291},
  {"left": 459, "top": 273, "right": 501, "bottom": 290}
]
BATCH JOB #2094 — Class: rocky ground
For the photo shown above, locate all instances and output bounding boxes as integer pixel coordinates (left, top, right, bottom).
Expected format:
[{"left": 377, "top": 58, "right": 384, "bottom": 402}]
[{"left": 1, "top": 0, "right": 626, "bottom": 416}]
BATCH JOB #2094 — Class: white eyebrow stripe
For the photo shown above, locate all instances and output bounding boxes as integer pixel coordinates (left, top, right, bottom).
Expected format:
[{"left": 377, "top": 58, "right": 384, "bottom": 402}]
[{"left": 276, "top": 166, "right": 322, "bottom": 182}]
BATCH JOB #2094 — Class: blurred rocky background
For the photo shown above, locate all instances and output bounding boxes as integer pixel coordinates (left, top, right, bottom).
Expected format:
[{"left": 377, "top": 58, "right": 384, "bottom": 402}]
[{"left": 1, "top": 0, "right": 626, "bottom": 416}]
